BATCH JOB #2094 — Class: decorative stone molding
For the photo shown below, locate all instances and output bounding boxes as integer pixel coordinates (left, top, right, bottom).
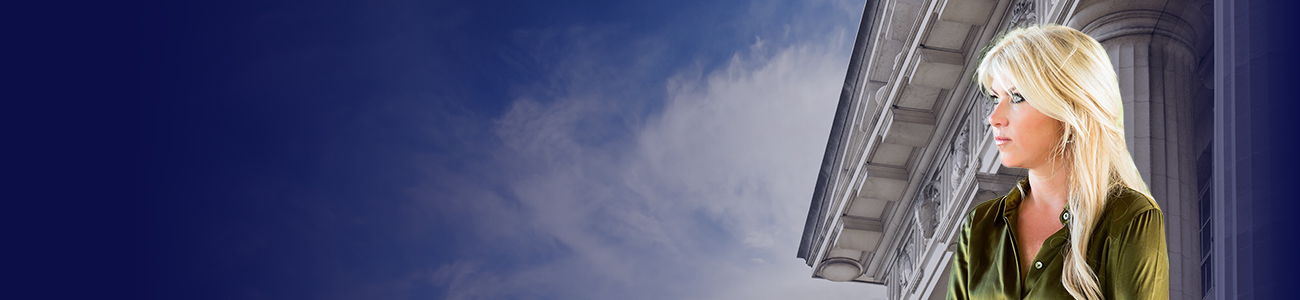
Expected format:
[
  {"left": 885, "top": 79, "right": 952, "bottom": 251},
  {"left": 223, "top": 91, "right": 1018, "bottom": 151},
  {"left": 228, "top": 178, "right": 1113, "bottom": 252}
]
[{"left": 819, "top": 257, "right": 865, "bottom": 282}]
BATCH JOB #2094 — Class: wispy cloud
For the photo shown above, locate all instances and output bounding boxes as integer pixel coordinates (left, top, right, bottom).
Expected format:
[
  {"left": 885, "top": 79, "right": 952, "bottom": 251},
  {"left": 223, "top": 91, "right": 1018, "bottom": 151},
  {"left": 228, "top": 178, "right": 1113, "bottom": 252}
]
[{"left": 416, "top": 1, "right": 887, "bottom": 299}]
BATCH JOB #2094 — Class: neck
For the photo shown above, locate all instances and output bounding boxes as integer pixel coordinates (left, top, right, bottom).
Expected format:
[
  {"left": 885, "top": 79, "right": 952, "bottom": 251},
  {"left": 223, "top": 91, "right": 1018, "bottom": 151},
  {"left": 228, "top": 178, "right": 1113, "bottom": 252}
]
[{"left": 1026, "top": 163, "right": 1070, "bottom": 211}]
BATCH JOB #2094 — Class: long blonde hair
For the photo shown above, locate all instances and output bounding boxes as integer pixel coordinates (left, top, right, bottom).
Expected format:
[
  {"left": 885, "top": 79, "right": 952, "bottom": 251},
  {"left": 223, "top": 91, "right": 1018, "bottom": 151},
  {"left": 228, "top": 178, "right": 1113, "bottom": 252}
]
[{"left": 975, "top": 25, "right": 1153, "bottom": 300}]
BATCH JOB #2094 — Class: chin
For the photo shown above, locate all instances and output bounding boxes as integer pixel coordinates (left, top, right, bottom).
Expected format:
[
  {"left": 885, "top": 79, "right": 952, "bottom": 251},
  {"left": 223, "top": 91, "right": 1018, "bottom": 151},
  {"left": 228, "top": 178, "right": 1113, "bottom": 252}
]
[{"left": 998, "top": 155, "right": 1021, "bottom": 168}]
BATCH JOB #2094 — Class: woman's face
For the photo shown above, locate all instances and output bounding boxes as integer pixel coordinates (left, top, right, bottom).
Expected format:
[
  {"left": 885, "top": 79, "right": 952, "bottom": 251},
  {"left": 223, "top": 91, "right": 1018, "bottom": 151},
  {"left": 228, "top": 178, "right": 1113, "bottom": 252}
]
[{"left": 987, "top": 76, "right": 1066, "bottom": 171}]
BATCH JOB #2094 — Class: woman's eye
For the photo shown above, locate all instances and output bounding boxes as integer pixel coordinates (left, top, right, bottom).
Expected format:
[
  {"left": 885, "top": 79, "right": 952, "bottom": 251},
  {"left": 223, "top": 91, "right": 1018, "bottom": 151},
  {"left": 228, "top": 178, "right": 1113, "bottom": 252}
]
[
  {"left": 1010, "top": 93, "right": 1026, "bottom": 104},
  {"left": 988, "top": 96, "right": 1000, "bottom": 104}
]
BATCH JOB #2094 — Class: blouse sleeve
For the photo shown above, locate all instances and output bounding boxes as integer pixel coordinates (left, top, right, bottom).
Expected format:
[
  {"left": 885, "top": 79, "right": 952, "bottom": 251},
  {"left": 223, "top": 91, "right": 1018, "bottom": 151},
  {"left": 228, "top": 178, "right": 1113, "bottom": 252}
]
[
  {"left": 946, "top": 211, "right": 973, "bottom": 300},
  {"left": 1107, "top": 209, "right": 1170, "bottom": 300}
]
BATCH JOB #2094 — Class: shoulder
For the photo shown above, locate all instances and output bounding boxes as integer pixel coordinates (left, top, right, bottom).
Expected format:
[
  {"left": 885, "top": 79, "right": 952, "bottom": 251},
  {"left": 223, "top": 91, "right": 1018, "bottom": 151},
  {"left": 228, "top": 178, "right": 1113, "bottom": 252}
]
[
  {"left": 1093, "top": 185, "right": 1168, "bottom": 286},
  {"left": 956, "top": 196, "right": 1007, "bottom": 254},
  {"left": 1097, "top": 185, "right": 1165, "bottom": 238},
  {"left": 1102, "top": 185, "right": 1162, "bottom": 222},
  {"left": 963, "top": 195, "right": 1006, "bottom": 229},
  {"left": 969, "top": 196, "right": 1004, "bottom": 220}
]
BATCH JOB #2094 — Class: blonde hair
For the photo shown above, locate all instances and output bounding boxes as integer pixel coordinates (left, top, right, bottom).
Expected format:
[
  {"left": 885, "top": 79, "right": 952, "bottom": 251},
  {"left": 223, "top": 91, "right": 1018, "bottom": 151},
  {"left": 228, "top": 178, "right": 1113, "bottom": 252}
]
[{"left": 975, "top": 25, "right": 1153, "bottom": 300}]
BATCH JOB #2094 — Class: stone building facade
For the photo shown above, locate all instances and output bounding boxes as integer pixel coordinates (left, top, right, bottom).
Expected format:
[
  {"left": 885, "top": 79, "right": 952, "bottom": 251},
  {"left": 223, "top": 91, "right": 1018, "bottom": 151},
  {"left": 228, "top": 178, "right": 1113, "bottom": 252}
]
[{"left": 796, "top": 0, "right": 1221, "bottom": 299}]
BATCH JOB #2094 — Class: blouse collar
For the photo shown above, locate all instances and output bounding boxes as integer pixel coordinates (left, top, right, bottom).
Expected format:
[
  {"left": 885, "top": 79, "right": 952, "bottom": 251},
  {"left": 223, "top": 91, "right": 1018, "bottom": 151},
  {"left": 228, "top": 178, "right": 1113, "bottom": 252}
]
[{"left": 998, "top": 176, "right": 1072, "bottom": 226}]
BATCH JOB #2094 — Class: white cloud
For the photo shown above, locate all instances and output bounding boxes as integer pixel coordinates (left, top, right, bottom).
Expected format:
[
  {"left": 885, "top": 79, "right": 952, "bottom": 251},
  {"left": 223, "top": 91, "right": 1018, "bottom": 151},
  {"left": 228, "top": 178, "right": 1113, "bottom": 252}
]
[
  {"left": 421, "top": 1, "right": 889, "bottom": 299},
  {"left": 435, "top": 32, "right": 886, "bottom": 300},
  {"left": 625, "top": 28, "right": 888, "bottom": 300}
]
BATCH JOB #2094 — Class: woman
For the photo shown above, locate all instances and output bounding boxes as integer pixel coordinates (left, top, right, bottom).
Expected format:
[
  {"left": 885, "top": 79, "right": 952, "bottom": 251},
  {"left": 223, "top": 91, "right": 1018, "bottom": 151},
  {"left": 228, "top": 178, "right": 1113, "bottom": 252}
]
[{"left": 946, "top": 25, "right": 1169, "bottom": 299}]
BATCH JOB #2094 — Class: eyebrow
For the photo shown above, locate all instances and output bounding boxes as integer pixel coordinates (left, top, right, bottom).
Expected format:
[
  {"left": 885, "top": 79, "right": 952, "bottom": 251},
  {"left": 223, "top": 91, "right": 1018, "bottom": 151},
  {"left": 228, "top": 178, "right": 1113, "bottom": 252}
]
[{"left": 988, "top": 86, "right": 1017, "bottom": 98}]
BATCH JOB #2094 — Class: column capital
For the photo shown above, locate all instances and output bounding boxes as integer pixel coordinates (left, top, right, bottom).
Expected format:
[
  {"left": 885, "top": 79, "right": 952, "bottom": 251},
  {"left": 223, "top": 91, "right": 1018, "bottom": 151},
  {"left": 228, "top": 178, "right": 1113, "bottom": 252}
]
[{"left": 1066, "top": 0, "right": 1212, "bottom": 58}]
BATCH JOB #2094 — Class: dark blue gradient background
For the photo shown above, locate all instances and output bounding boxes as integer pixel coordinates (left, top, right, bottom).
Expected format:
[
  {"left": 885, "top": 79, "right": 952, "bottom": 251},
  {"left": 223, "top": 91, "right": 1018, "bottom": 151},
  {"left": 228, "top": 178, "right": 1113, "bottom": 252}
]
[{"left": 1230, "top": 0, "right": 1300, "bottom": 297}]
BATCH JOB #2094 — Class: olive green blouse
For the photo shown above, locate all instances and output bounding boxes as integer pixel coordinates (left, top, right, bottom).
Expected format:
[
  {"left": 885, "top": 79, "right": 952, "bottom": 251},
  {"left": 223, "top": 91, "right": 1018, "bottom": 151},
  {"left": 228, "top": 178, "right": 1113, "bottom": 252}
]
[{"left": 947, "top": 177, "right": 1169, "bottom": 299}]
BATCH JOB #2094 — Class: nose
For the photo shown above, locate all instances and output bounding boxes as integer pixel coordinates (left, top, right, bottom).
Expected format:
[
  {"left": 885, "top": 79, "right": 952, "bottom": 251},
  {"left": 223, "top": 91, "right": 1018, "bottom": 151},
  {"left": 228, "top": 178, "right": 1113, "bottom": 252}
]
[{"left": 987, "top": 100, "right": 1007, "bottom": 128}]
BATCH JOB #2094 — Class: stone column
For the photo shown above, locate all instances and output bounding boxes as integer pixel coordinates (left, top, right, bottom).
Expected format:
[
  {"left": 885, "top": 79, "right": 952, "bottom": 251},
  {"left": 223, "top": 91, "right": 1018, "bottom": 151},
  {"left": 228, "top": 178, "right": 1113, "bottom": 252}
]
[{"left": 1069, "top": 2, "right": 1211, "bottom": 299}]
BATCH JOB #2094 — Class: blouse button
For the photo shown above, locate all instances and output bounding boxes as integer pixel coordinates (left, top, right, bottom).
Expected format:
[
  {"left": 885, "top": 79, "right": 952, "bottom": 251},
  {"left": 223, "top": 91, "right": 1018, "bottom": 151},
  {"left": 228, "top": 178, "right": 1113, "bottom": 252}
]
[{"left": 1034, "top": 261, "right": 1043, "bottom": 269}]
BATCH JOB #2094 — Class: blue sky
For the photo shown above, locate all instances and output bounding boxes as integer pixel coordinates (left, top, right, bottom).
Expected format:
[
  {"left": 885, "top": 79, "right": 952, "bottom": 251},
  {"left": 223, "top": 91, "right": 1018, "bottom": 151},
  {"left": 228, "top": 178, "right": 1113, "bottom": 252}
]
[{"left": 135, "top": 0, "right": 888, "bottom": 299}]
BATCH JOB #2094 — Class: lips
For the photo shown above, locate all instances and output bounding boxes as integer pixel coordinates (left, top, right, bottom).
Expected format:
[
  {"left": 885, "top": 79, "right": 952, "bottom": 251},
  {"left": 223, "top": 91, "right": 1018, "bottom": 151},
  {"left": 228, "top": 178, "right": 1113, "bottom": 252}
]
[{"left": 994, "top": 136, "right": 1011, "bottom": 146}]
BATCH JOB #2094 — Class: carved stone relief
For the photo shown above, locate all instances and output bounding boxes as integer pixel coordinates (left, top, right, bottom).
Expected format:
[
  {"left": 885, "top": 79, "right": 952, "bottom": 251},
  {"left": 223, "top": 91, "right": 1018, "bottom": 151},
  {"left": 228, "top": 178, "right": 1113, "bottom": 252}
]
[
  {"left": 951, "top": 123, "right": 970, "bottom": 186},
  {"left": 978, "top": 95, "right": 993, "bottom": 133},
  {"left": 896, "top": 233, "right": 915, "bottom": 288},
  {"left": 1008, "top": 0, "right": 1038, "bottom": 29},
  {"left": 914, "top": 173, "right": 941, "bottom": 239}
]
